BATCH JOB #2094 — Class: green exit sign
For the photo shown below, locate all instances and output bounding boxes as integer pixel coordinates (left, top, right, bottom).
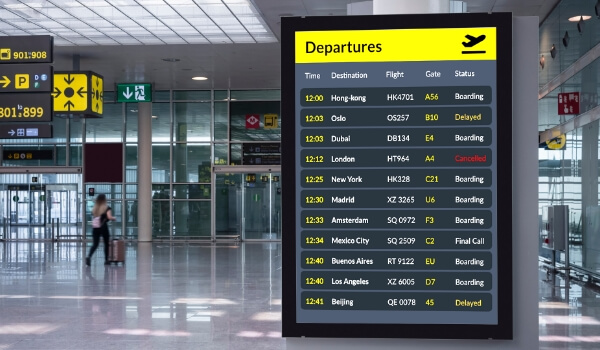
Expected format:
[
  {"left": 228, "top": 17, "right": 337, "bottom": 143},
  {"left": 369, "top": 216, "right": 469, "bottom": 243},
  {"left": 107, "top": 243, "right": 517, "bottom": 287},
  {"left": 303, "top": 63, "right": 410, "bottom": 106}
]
[{"left": 117, "top": 83, "right": 152, "bottom": 102}]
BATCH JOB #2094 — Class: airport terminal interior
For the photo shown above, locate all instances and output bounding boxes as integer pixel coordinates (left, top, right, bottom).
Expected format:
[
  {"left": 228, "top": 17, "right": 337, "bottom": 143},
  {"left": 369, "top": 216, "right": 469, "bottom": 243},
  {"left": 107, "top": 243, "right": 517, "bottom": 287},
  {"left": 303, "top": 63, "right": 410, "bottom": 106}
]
[{"left": 0, "top": 0, "right": 599, "bottom": 349}]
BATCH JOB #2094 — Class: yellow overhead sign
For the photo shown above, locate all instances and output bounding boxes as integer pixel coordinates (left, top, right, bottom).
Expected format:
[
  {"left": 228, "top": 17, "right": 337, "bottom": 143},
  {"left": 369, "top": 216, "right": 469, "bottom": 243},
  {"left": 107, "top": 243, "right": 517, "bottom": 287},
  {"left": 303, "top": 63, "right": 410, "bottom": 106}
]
[
  {"left": 295, "top": 27, "right": 497, "bottom": 63},
  {"left": 53, "top": 71, "right": 103, "bottom": 117},
  {"left": 53, "top": 73, "right": 87, "bottom": 112},
  {"left": 546, "top": 134, "right": 566, "bottom": 150},
  {"left": 264, "top": 113, "right": 278, "bottom": 129},
  {"left": 91, "top": 73, "right": 103, "bottom": 114}
]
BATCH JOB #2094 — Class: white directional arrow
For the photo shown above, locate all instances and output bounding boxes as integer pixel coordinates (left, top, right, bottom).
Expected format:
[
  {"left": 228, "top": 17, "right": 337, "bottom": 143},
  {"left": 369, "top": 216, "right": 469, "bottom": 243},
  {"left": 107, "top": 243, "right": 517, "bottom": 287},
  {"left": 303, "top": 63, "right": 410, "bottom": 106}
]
[
  {"left": 123, "top": 86, "right": 133, "bottom": 99},
  {"left": 8, "top": 130, "right": 15, "bottom": 136}
]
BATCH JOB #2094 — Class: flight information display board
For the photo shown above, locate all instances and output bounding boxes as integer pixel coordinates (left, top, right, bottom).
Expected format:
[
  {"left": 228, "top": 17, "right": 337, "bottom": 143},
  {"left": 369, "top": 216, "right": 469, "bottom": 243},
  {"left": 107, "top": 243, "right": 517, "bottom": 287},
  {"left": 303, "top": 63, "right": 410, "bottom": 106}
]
[{"left": 282, "top": 13, "right": 513, "bottom": 340}]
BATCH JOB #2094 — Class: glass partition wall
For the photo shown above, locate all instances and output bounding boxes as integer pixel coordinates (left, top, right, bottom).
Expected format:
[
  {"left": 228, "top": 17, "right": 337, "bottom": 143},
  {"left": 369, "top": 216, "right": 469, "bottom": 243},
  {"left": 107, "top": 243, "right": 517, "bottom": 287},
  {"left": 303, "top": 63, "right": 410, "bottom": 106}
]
[
  {"left": 539, "top": 0, "right": 600, "bottom": 277},
  {"left": 0, "top": 90, "right": 281, "bottom": 241}
]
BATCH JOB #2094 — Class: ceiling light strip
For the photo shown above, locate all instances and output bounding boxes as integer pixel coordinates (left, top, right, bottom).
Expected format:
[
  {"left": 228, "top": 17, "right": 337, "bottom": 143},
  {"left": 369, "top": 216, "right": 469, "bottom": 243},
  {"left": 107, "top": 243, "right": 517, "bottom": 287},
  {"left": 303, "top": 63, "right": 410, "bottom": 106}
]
[
  {"left": 3, "top": 1, "right": 76, "bottom": 45},
  {"left": 49, "top": 0, "right": 123, "bottom": 45},
  {"left": 219, "top": 0, "right": 256, "bottom": 43},
  {"left": 104, "top": 0, "right": 167, "bottom": 45},
  {"left": 237, "top": 0, "right": 276, "bottom": 41},
  {"left": 133, "top": 0, "right": 190, "bottom": 44},
  {"left": 70, "top": 9, "right": 141, "bottom": 46},
  {"left": 161, "top": 1, "right": 211, "bottom": 44},
  {"left": 192, "top": 0, "right": 234, "bottom": 43},
  {"left": 17, "top": 0, "right": 102, "bottom": 46}
]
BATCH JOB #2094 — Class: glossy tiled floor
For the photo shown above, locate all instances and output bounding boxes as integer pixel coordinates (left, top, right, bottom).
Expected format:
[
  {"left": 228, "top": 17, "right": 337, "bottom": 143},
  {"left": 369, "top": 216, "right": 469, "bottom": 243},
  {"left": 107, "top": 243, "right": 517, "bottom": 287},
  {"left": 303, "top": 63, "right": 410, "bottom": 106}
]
[
  {"left": 539, "top": 267, "right": 600, "bottom": 349},
  {"left": 0, "top": 242, "right": 284, "bottom": 350},
  {"left": 0, "top": 241, "right": 599, "bottom": 349}
]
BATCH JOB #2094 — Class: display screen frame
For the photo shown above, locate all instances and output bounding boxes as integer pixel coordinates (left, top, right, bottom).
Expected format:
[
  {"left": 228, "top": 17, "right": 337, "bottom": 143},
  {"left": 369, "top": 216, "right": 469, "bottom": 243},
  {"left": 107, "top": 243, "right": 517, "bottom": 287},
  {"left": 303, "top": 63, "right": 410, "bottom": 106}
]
[{"left": 281, "top": 12, "right": 513, "bottom": 340}]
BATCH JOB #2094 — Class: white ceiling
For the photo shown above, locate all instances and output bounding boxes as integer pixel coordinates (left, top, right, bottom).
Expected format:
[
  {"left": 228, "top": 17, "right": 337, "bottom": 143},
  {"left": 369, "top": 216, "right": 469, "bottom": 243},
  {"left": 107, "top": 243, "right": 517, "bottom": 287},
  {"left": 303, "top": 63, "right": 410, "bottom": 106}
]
[
  {"left": 45, "top": 0, "right": 562, "bottom": 90},
  {"left": 54, "top": 43, "right": 282, "bottom": 90},
  {"left": 0, "top": 0, "right": 277, "bottom": 44},
  {"left": 256, "top": 0, "right": 561, "bottom": 40}
]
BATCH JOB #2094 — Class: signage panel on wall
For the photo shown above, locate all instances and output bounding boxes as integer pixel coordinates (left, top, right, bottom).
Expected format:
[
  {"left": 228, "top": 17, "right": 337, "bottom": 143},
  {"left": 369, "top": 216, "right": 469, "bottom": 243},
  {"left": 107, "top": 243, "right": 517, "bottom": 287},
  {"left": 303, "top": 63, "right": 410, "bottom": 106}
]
[
  {"left": 0, "top": 124, "right": 52, "bottom": 138},
  {"left": 245, "top": 113, "right": 260, "bottom": 129},
  {"left": 0, "top": 64, "right": 53, "bottom": 92},
  {"left": 3, "top": 149, "right": 53, "bottom": 161},
  {"left": 558, "top": 92, "right": 580, "bottom": 115},
  {"left": 281, "top": 13, "right": 513, "bottom": 340},
  {"left": 243, "top": 143, "right": 281, "bottom": 154},
  {"left": 116, "top": 83, "right": 152, "bottom": 103},
  {"left": 0, "top": 93, "right": 53, "bottom": 122},
  {"left": 0, "top": 36, "right": 53, "bottom": 64},
  {"left": 53, "top": 71, "right": 104, "bottom": 117},
  {"left": 242, "top": 154, "right": 281, "bottom": 165}
]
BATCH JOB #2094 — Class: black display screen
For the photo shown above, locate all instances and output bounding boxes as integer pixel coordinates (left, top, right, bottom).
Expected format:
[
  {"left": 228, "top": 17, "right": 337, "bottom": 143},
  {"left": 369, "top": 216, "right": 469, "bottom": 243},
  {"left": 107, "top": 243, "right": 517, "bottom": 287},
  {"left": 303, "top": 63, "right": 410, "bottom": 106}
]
[{"left": 282, "top": 13, "right": 513, "bottom": 340}]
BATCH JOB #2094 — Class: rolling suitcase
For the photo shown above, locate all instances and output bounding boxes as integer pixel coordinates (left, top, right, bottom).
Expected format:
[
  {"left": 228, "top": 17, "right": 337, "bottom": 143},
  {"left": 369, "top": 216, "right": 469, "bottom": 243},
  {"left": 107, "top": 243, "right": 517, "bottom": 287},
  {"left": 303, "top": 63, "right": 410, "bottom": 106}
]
[{"left": 108, "top": 238, "right": 125, "bottom": 265}]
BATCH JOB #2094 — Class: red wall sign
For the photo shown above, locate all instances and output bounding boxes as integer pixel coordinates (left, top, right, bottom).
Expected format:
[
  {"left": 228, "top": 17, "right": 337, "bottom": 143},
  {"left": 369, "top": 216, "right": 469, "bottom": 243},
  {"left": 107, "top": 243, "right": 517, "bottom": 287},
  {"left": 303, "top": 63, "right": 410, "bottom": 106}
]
[
  {"left": 245, "top": 114, "right": 260, "bottom": 129},
  {"left": 558, "top": 92, "right": 580, "bottom": 115}
]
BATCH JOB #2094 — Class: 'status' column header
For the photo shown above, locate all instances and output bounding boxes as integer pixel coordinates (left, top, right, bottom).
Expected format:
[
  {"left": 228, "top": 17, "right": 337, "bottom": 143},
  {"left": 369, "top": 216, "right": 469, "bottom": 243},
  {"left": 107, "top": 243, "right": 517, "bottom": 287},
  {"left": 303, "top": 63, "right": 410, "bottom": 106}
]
[{"left": 295, "top": 28, "right": 497, "bottom": 63}]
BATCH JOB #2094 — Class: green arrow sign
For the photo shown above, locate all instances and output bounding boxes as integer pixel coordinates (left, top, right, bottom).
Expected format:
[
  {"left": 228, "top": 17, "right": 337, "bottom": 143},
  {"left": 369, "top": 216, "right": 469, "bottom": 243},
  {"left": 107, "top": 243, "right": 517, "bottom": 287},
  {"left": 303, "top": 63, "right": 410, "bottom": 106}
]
[{"left": 117, "top": 83, "right": 152, "bottom": 103}]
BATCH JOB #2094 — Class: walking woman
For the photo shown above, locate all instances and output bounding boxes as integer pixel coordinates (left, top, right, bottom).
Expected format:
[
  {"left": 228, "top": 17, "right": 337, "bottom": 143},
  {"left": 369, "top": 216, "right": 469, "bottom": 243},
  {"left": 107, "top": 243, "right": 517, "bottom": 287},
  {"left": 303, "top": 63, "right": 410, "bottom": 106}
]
[{"left": 86, "top": 194, "right": 116, "bottom": 266}]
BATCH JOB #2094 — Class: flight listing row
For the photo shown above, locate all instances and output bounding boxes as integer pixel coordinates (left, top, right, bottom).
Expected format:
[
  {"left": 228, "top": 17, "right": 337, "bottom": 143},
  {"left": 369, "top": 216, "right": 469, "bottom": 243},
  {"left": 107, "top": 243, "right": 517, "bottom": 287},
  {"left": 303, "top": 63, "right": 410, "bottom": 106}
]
[
  {"left": 301, "top": 189, "right": 491, "bottom": 208},
  {"left": 301, "top": 292, "right": 491, "bottom": 311},
  {"left": 301, "top": 210, "right": 492, "bottom": 229},
  {"left": 300, "top": 86, "right": 491, "bottom": 106},
  {"left": 301, "top": 106, "right": 491, "bottom": 127},
  {"left": 301, "top": 149, "right": 491, "bottom": 168},
  {"left": 301, "top": 271, "right": 491, "bottom": 291},
  {"left": 301, "top": 251, "right": 491, "bottom": 270},
  {"left": 301, "top": 169, "right": 492, "bottom": 188},
  {"left": 301, "top": 127, "right": 492, "bottom": 147},
  {"left": 301, "top": 230, "right": 492, "bottom": 250}
]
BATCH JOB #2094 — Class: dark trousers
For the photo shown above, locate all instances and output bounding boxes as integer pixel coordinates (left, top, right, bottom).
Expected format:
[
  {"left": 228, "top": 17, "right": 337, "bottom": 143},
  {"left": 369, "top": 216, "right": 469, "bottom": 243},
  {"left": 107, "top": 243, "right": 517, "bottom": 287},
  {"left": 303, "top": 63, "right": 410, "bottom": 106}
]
[{"left": 88, "top": 227, "right": 109, "bottom": 261}]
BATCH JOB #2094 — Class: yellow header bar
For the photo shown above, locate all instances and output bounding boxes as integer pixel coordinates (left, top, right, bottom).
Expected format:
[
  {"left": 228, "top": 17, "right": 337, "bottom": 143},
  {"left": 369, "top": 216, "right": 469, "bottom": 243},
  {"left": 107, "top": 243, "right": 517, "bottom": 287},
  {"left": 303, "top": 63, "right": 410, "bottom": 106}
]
[{"left": 295, "top": 28, "right": 496, "bottom": 63}]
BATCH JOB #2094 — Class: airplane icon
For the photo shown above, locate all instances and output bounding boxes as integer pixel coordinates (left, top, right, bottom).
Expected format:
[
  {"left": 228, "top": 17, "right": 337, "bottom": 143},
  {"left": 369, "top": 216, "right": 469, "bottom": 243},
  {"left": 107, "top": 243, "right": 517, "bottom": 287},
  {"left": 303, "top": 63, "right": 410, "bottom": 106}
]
[{"left": 462, "top": 34, "right": 486, "bottom": 47}]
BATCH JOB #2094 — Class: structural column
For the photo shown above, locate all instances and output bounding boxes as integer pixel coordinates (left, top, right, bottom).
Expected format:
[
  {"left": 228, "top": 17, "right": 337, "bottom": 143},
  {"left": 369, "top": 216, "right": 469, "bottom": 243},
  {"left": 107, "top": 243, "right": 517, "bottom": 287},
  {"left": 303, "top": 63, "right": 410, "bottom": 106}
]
[
  {"left": 582, "top": 121, "right": 599, "bottom": 267},
  {"left": 578, "top": 23, "right": 598, "bottom": 269},
  {"left": 138, "top": 102, "right": 152, "bottom": 242},
  {"left": 175, "top": 122, "right": 188, "bottom": 235},
  {"left": 373, "top": 0, "right": 449, "bottom": 14}
]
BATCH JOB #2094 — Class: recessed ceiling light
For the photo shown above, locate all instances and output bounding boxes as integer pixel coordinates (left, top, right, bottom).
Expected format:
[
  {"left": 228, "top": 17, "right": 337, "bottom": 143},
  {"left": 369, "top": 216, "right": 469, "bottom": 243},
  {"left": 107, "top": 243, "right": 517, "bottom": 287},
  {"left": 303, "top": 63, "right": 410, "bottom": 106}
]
[
  {"left": 152, "top": 115, "right": 158, "bottom": 119},
  {"left": 162, "top": 58, "right": 180, "bottom": 62},
  {"left": 568, "top": 15, "right": 592, "bottom": 22},
  {"left": 192, "top": 76, "right": 208, "bottom": 81}
]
